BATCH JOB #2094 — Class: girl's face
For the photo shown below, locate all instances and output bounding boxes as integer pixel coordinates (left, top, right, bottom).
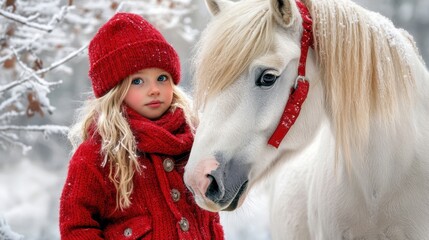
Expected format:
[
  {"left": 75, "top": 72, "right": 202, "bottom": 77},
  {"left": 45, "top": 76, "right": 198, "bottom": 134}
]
[{"left": 124, "top": 68, "right": 174, "bottom": 120}]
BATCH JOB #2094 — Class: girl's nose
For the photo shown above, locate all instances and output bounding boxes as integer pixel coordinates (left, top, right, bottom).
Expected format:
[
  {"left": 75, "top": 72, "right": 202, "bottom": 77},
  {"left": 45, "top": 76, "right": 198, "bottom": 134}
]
[{"left": 148, "top": 82, "right": 160, "bottom": 96}]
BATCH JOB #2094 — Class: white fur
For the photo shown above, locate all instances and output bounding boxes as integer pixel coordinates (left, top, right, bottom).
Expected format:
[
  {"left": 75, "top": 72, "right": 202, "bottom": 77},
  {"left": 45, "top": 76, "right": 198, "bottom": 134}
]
[{"left": 185, "top": 0, "right": 429, "bottom": 239}]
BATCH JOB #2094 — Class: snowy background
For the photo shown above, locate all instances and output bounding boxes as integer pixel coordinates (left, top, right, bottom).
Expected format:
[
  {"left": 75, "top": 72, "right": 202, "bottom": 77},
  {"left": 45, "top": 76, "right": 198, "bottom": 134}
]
[{"left": 0, "top": 0, "right": 428, "bottom": 239}]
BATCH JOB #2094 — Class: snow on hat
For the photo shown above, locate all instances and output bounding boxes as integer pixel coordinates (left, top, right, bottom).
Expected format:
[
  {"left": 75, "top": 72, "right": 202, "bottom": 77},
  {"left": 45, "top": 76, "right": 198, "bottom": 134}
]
[{"left": 88, "top": 12, "right": 181, "bottom": 98}]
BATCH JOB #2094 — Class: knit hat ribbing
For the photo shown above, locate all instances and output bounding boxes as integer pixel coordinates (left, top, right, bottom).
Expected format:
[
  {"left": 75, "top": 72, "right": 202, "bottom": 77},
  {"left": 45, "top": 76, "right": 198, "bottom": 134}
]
[{"left": 88, "top": 12, "right": 181, "bottom": 98}]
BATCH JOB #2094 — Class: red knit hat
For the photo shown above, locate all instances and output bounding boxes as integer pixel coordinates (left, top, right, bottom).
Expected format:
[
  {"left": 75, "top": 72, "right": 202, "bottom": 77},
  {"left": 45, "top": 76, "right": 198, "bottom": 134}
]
[{"left": 88, "top": 12, "right": 181, "bottom": 98}]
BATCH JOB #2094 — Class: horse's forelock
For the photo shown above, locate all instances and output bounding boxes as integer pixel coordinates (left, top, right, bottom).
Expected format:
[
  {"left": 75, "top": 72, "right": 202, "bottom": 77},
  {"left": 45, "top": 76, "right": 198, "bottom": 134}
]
[{"left": 193, "top": 0, "right": 274, "bottom": 109}]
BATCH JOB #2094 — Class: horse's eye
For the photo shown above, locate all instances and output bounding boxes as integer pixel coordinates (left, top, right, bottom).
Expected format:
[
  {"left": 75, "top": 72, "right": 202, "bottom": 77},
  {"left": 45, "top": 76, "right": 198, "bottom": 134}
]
[{"left": 256, "top": 70, "right": 278, "bottom": 87}]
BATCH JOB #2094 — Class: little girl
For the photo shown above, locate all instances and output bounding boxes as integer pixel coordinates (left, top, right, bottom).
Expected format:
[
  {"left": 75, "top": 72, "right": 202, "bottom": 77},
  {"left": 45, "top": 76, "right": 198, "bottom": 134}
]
[{"left": 59, "top": 12, "right": 224, "bottom": 240}]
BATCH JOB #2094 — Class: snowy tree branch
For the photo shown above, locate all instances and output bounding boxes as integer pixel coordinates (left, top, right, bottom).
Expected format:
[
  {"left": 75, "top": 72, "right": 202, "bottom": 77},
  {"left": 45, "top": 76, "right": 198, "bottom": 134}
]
[
  {"left": 1, "top": 45, "right": 25, "bottom": 66},
  {"left": 0, "top": 6, "right": 71, "bottom": 33},
  {"left": 0, "top": 125, "right": 68, "bottom": 154},
  {"left": 0, "top": 111, "right": 25, "bottom": 121},
  {"left": 0, "top": 44, "right": 86, "bottom": 94},
  {"left": 0, "top": 0, "right": 103, "bottom": 154},
  {"left": 0, "top": 132, "right": 32, "bottom": 154},
  {"left": 0, "top": 125, "right": 69, "bottom": 134},
  {"left": 0, "top": 5, "right": 72, "bottom": 65},
  {"left": 38, "top": 44, "right": 87, "bottom": 76},
  {"left": 12, "top": 48, "right": 52, "bottom": 90},
  {"left": 0, "top": 92, "right": 24, "bottom": 112},
  {"left": 0, "top": 8, "right": 55, "bottom": 32}
]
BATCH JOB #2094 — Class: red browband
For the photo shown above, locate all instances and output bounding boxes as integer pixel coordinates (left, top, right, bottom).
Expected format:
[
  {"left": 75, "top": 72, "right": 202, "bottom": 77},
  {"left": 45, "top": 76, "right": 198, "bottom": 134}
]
[{"left": 268, "top": 0, "right": 313, "bottom": 148}]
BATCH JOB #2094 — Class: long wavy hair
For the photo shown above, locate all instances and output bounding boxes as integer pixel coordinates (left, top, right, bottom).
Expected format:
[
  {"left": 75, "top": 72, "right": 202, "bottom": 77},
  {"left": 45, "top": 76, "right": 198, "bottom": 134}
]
[{"left": 68, "top": 78, "right": 195, "bottom": 210}]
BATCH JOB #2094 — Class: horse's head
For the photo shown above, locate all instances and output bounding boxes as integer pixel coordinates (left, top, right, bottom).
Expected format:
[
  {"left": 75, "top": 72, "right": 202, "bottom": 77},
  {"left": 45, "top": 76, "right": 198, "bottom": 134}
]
[{"left": 184, "top": 0, "right": 325, "bottom": 211}]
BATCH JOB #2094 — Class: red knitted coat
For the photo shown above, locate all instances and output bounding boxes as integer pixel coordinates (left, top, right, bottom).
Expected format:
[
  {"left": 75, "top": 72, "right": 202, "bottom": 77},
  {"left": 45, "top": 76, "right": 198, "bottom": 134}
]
[{"left": 59, "top": 107, "right": 224, "bottom": 240}]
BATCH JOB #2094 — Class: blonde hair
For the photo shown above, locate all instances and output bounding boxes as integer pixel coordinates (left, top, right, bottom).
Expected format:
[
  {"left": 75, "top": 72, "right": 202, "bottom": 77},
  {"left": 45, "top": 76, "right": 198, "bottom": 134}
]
[{"left": 68, "top": 78, "right": 195, "bottom": 210}]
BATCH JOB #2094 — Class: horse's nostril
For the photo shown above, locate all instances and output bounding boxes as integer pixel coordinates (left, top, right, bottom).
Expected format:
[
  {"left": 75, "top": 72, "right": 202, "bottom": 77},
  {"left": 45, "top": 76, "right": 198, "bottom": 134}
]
[{"left": 205, "top": 174, "right": 221, "bottom": 202}]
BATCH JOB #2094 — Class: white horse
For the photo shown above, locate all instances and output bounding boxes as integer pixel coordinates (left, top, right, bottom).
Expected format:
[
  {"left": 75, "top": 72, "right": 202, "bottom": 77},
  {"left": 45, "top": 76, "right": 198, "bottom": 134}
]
[{"left": 184, "top": 0, "right": 429, "bottom": 239}]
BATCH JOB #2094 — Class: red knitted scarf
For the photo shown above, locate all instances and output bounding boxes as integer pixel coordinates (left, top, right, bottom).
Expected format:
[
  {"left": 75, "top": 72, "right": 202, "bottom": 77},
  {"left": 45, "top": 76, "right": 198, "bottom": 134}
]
[{"left": 125, "top": 106, "right": 193, "bottom": 155}]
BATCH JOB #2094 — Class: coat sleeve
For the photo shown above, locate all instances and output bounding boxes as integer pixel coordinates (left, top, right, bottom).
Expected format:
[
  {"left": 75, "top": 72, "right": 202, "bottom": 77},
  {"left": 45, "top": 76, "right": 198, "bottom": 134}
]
[{"left": 59, "top": 142, "right": 107, "bottom": 240}]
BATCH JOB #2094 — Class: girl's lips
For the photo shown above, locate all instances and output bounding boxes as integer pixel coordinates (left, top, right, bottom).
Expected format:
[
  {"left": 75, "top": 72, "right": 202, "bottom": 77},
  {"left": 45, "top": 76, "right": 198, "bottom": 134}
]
[{"left": 146, "top": 101, "right": 162, "bottom": 108}]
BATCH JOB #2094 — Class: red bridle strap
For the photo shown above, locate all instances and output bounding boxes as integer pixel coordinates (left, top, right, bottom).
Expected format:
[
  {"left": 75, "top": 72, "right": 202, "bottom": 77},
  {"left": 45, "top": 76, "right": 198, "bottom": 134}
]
[{"left": 268, "top": 0, "right": 313, "bottom": 148}]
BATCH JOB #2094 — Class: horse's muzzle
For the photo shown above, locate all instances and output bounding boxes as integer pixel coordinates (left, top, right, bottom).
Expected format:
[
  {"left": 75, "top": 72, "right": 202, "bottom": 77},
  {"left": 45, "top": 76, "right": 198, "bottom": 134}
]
[{"left": 184, "top": 153, "right": 250, "bottom": 211}]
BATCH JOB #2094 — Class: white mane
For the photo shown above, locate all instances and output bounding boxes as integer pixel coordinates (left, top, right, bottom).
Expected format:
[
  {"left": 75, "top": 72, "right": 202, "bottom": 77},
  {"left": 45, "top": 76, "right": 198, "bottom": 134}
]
[{"left": 305, "top": 0, "right": 416, "bottom": 163}]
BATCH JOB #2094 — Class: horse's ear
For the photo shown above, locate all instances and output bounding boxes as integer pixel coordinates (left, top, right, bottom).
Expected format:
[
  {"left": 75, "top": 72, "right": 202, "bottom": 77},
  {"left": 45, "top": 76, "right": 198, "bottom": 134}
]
[
  {"left": 205, "top": 0, "right": 234, "bottom": 16},
  {"left": 270, "top": 0, "right": 299, "bottom": 28}
]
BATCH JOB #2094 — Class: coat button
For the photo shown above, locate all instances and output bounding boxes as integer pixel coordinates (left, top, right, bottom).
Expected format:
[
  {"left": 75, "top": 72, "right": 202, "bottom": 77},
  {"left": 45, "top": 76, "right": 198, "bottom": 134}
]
[
  {"left": 171, "top": 189, "right": 181, "bottom": 202},
  {"left": 123, "top": 227, "right": 132, "bottom": 237},
  {"left": 179, "top": 218, "right": 189, "bottom": 231},
  {"left": 163, "top": 158, "right": 174, "bottom": 172}
]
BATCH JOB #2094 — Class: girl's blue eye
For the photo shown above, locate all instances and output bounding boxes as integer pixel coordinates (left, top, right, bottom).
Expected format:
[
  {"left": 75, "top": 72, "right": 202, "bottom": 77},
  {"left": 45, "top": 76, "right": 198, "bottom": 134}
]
[
  {"left": 131, "top": 78, "right": 143, "bottom": 85},
  {"left": 158, "top": 75, "right": 168, "bottom": 82}
]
